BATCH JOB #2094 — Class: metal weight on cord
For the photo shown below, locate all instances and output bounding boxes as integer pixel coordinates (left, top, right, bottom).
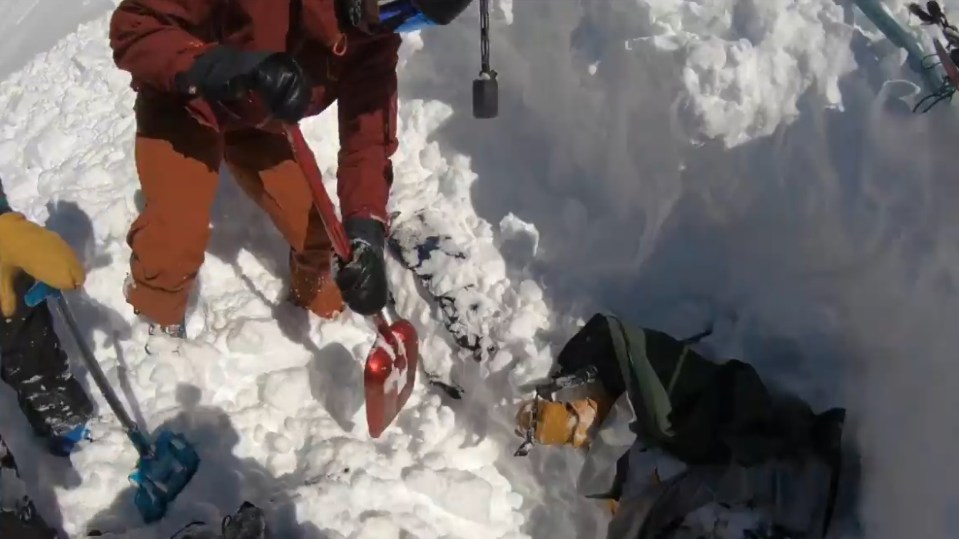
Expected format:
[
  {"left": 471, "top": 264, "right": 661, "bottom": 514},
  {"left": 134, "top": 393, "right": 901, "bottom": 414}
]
[{"left": 473, "top": 0, "right": 498, "bottom": 119}]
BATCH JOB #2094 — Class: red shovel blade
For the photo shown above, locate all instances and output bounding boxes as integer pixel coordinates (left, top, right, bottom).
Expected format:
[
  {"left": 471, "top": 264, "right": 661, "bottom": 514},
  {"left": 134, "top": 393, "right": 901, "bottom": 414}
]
[
  {"left": 364, "top": 318, "right": 419, "bottom": 438},
  {"left": 935, "top": 39, "right": 959, "bottom": 88}
]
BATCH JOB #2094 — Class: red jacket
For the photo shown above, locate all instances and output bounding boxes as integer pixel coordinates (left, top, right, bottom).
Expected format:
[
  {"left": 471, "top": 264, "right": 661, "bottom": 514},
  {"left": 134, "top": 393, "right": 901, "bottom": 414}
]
[{"left": 109, "top": 0, "right": 400, "bottom": 222}]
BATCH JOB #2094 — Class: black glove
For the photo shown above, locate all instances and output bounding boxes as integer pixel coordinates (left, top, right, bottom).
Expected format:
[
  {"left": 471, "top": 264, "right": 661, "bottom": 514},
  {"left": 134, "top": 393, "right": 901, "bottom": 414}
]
[
  {"left": 175, "top": 46, "right": 311, "bottom": 123},
  {"left": 416, "top": 0, "right": 475, "bottom": 25},
  {"left": 338, "top": 0, "right": 380, "bottom": 33},
  {"left": 333, "top": 217, "right": 388, "bottom": 316}
]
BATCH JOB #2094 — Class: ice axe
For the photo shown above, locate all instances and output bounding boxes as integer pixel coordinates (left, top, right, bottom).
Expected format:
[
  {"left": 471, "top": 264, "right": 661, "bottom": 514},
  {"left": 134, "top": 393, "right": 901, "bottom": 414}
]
[
  {"left": 283, "top": 124, "right": 419, "bottom": 438},
  {"left": 25, "top": 282, "right": 200, "bottom": 523}
]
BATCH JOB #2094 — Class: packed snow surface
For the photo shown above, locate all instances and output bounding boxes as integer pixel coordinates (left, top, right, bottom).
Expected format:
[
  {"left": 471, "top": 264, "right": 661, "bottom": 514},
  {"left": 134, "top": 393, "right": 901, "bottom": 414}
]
[{"left": 0, "top": 0, "right": 958, "bottom": 538}]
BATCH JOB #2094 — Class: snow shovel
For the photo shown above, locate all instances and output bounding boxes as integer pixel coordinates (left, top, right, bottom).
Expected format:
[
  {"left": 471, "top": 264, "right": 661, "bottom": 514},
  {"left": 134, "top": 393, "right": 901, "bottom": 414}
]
[
  {"left": 25, "top": 282, "right": 200, "bottom": 524},
  {"left": 284, "top": 124, "right": 419, "bottom": 438}
]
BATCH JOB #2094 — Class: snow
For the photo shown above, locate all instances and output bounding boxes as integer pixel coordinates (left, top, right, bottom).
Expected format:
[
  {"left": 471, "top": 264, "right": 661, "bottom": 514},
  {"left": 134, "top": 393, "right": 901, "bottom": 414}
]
[{"left": 0, "top": 0, "right": 957, "bottom": 538}]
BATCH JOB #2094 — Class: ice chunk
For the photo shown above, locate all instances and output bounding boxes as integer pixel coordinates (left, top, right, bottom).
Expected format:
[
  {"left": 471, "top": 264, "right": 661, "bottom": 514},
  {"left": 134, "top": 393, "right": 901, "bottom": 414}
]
[
  {"left": 259, "top": 367, "right": 312, "bottom": 414},
  {"left": 404, "top": 467, "right": 494, "bottom": 524}
]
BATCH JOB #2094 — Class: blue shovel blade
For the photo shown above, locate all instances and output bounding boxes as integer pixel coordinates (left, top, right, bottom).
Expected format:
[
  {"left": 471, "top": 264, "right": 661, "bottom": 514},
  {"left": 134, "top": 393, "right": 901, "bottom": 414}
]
[
  {"left": 128, "top": 431, "right": 200, "bottom": 523},
  {"left": 25, "top": 281, "right": 60, "bottom": 307}
]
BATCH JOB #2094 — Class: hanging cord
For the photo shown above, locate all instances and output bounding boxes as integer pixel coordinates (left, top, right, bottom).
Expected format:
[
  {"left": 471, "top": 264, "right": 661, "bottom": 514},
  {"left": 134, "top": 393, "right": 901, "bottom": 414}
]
[
  {"left": 913, "top": 80, "right": 955, "bottom": 113},
  {"left": 479, "top": 0, "right": 494, "bottom": 77},
  {"left": 913, "top": 51, "right": 956, "bottom": 113},
  {"left": 921, "top": 51, "right": 943, "bottom": 70}
]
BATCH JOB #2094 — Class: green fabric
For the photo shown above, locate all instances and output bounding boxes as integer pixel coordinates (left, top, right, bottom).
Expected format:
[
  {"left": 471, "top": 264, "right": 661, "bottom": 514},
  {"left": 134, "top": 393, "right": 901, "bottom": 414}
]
[
  {"left": 602, "top": 314, "right": 778, "bottom": 465},
  {"left": 606, "top": 315, "right": 675, "bottom": 442},
  {"left": 0, "top": 178, "right": 9, "bottom": 214}
]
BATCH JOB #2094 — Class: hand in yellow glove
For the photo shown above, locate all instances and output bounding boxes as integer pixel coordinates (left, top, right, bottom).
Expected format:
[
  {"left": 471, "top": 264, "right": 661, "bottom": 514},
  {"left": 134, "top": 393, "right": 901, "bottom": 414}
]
[{"left": 0, "top": 212, "right": 85, "bottom": 317}]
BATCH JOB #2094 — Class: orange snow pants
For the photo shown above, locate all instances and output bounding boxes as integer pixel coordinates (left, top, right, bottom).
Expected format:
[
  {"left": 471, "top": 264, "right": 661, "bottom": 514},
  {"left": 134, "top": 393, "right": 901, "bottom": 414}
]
[{"left": 124, "top": 96, "right": 343, "bottom": 326}]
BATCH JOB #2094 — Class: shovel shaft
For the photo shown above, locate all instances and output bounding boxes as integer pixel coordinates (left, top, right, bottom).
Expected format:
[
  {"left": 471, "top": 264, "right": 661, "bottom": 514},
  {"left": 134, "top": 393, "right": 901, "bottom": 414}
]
[
  {"left": 371, "top": 312, "right": 398, "bottom": 348},
  {"left": 284, "top": 124, "right": 353, "bottom": 261},
  {"left": 285, "top": 124, "right": 401, "bottom": 346},
  {"left": 51, "top": 295, "right": 142, "bottom": 439},
  {"left": 285, "top": 124, "right": 399, "bottom": 345}
]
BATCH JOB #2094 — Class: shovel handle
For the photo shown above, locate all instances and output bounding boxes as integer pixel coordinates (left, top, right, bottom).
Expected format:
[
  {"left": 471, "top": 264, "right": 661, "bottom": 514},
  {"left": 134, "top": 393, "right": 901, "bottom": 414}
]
[
  {"left": 284, "top": 125, "right": 405, "bottom": 359},
  {"left": 284, "top": 124, "right": 353, "bottom": 261},
  {"left": 372, "top": 312, "right": 399, "bottom": 349},
  {"left": 28, "top": 283, "right": 146, "bottom": 447}
]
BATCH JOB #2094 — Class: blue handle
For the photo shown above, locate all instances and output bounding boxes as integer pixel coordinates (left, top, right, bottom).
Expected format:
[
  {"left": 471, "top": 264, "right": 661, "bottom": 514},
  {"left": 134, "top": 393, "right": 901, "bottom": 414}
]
[
  {"left": 852, "top": 0, "right": 944, "bottom": 95},
  {"left": 25, "top": 281, "right": 61, "bottom": 307}
]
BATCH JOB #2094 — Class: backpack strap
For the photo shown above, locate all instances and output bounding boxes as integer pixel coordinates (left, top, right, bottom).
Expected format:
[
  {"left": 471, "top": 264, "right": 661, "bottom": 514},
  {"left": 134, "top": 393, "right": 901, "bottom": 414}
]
[{"left": 605, "top": 315, "right": 675, "bottom": 442}]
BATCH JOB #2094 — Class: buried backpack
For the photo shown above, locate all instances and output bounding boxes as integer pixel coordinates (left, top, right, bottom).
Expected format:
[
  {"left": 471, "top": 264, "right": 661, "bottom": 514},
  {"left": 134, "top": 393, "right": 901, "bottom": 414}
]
[
  {"left": 550, "top": 314, "right": 846, "bottom": 538},
  {"left": 554, "top": 313, "right": 831, "bottom": 467}
]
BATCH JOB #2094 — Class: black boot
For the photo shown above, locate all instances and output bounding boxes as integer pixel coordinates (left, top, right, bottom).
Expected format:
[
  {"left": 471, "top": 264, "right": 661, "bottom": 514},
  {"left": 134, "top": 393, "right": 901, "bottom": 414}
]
[
  {"left": 810, "top": 407, "right": 846, "bottom": 537},
  {"left": 0, "top": 273, "right": 94, "bottom": 455},
  {"left": 810, "top": 407, "right": 846, "bottom": 461},
  {"left": 222, "top": 502, "right": 269, "bottom": 539},
  {"left": 0, "top": 434, "right": 58, "bottom": 538}
]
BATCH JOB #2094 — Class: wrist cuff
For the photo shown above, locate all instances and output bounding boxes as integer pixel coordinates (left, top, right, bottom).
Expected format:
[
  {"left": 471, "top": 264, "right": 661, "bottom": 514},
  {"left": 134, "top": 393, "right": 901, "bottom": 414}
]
[{"left": 343, "top": 217, "right": 386, "bottom": 251}]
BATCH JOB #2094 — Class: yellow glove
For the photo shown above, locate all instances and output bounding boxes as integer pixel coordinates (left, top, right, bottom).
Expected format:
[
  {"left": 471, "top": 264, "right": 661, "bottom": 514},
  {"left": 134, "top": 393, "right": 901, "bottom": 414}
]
[
  {"left": 0, "top": 212, "right": 85, "bottom": 317},
  {"left": 515, "top": 385, "right": 615, "bottom": 449},
  {"left": 515, "top": 398, "right": 600, "bottom": 448}
]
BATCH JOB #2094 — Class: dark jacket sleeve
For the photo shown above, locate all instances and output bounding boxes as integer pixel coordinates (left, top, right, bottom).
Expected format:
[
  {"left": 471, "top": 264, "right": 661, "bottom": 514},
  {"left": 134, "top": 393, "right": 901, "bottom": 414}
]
[
  {"left": 108, "top": 0, "right": 220, "bottom": 93},
  {"left": 336, "top": 32, "right": 401, "bottom": 223}
]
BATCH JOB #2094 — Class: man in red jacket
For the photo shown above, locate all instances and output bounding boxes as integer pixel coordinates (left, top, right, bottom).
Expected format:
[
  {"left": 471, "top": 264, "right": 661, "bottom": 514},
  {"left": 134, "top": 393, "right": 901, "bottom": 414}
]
[{"left": 108, "top": 0, "right": 471, "bottom": 347}]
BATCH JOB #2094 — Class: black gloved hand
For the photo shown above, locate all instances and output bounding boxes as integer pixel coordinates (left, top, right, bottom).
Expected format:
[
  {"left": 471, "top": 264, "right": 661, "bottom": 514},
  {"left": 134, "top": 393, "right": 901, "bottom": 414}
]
[
  {"left": 176, "top": 46, "right": 311, "bottom": 123},
  {"left": 333, "top": 217, "right": 388, "bottom": 316}
]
